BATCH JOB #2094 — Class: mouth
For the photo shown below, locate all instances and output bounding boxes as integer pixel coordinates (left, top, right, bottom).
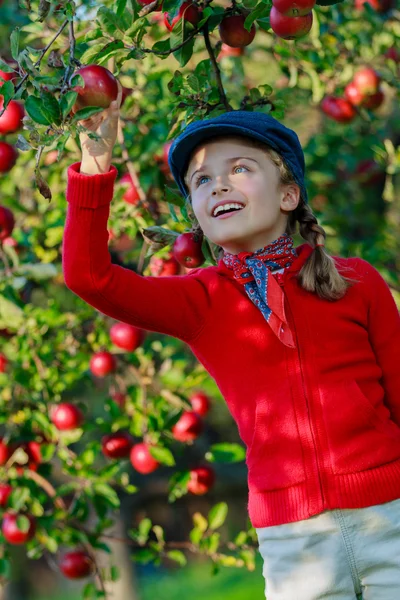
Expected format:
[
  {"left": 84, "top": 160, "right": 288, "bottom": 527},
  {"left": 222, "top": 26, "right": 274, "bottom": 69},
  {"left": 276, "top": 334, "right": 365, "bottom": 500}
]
[{"left": 212, "top": 205, "right": 246, "bottom": 220}]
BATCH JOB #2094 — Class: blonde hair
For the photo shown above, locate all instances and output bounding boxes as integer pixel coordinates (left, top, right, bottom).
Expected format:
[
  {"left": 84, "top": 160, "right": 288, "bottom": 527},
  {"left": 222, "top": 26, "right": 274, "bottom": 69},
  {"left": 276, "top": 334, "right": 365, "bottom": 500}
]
[{"left": 183, "top": 135, "right": 355, "bottom": 301}]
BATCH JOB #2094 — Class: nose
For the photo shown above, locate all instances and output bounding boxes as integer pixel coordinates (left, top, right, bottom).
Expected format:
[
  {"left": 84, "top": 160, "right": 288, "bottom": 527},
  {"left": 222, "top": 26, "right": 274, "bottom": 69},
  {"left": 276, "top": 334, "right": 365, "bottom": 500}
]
[{"left": 212, "top": 181, "right": 232, "bottom": 195}]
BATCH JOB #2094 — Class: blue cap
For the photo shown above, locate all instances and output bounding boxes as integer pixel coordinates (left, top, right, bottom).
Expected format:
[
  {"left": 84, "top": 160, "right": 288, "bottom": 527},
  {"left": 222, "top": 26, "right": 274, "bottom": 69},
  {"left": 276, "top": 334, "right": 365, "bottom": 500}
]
[{"left": 167, "top": 109, "right": 308, "bottom": 204}]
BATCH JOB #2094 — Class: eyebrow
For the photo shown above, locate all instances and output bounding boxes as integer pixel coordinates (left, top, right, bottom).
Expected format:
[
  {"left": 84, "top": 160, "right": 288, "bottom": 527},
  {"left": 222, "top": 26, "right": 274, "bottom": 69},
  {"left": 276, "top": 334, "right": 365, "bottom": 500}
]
[{"left": 189, "top": 156, "right": 259, "bottom": 184}]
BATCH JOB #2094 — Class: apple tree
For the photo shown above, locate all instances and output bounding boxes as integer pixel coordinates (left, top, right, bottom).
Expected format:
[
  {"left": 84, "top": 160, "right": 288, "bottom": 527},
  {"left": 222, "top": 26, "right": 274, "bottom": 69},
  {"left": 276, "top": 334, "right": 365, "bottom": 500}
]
[{"left": 0, "top": 0, "right": 399, "bottom": 597}]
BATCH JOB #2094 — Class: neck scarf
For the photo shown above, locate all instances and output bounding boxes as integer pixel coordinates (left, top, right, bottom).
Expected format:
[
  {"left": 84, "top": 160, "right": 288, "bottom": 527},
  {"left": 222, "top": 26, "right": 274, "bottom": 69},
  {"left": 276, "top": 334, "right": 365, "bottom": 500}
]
[{"left": 222, "top": 234, "right": 297, "bottom": 348}]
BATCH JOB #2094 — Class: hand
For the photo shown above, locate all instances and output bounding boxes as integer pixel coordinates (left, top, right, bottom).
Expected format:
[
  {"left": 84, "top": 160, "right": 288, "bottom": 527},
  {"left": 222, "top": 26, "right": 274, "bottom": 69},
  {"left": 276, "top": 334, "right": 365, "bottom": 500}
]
[{"left": 78, "top": 80, "right": 123, "bottom": 161}]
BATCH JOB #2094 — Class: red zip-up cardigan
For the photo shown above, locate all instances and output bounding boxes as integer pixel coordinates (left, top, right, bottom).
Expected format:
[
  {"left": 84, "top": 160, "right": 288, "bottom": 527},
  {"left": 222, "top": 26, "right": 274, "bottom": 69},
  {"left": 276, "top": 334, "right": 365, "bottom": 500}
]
[{"left": 63, "top": 162, "right": 400, "bottom": 528}]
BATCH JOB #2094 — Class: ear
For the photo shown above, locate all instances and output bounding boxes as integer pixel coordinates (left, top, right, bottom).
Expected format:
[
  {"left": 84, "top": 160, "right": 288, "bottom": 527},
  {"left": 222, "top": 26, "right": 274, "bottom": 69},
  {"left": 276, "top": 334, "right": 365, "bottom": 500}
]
[{"left": 280, "top": 184, "right": 300, "bottom": 212}]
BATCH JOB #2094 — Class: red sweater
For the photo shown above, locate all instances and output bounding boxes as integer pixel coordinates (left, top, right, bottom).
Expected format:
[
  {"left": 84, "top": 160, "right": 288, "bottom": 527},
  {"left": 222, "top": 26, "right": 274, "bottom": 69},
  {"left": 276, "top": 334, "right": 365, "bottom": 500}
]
[{"left": 63, "top": 162, "right": 400, "bottom": 528}]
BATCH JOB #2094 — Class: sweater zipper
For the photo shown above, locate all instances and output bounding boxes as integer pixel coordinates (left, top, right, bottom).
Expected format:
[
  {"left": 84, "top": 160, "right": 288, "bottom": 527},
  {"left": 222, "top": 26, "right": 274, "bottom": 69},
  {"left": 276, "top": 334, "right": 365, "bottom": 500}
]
[{"left": 284, "top": 290, "right": 326, "bottom": 508}]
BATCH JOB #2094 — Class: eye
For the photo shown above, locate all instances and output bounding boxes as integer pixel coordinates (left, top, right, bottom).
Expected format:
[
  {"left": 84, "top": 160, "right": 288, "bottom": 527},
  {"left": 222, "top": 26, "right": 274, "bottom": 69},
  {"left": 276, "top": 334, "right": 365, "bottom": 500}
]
[{"left": 194, "top": 165, "right": 249, "bottom": 187}]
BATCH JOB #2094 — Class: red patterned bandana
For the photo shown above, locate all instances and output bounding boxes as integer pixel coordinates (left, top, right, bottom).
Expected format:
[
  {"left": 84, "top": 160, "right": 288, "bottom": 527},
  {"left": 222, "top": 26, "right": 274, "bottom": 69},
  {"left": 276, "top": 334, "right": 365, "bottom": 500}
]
[{"left": 222, "top": 234, "right": 297, "bottom": 348}]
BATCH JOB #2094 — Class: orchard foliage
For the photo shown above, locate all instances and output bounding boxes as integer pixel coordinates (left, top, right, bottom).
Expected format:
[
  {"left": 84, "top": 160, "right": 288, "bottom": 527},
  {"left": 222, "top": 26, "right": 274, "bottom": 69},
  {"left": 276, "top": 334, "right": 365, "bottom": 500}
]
[{"left": 0, "top": 0, "right": 399, "bottom": 596}]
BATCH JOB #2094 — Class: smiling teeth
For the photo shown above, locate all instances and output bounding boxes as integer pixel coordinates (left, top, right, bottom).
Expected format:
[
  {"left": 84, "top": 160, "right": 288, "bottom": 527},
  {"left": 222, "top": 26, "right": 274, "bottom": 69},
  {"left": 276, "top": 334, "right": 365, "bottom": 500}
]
[{"left": 213, "top": 203, "right": 244, "bottom": 217}]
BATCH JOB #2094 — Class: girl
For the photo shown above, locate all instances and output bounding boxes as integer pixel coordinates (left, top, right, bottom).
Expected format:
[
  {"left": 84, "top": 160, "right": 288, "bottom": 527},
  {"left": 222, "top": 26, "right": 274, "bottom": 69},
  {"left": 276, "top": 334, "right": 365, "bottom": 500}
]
[{"left": 64, "top": 82, "right": 400, "bottom": 599}]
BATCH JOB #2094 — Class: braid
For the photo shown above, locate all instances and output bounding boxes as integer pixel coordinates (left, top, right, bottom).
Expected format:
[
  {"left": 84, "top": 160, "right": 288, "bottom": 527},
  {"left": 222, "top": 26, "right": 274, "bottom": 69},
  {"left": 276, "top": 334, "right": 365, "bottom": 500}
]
[{"left": 290, "top": 201, "right": 355, "bottom": 301}]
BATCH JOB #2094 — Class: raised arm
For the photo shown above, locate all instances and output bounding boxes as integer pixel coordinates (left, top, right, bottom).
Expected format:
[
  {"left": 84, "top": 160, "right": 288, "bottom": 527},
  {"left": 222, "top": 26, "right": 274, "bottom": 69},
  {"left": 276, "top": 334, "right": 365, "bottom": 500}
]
[{"left": 63, "top": 162, "right": 211, "bottom": 343}]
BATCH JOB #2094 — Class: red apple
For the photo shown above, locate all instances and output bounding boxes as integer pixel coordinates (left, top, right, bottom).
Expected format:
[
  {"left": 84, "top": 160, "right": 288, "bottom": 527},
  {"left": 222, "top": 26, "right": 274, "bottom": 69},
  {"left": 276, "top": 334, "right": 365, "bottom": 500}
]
[
  {"left": 89, "top": 351, "right": 117, "bottom": 377},
  {"left": 172, "top": 411, "right": 204, "bottom": 442},
  {"left": 0, "top": 142, "right": 18, "bottom": 174},
  {"left": 320, "top": 96, "right": 357, "bottom": 123},
  {"left": 72, "top": 65, "right": 118, "bottom": 113},
  {"left": 60, "top": 551, "right": 93, "bottom": 579},
  {"left": 51, "top": 403, "right": 84, "bottom": 430},
  {"left": 149, "top": 254, "right": 180, "bottom": 277},
  {"left": 190, "top": 391, "right": 211, "bottom": 416},
  {"left": 172, "top": 232, "right": 205, "bottom": 268},
  {"left": 0, "top": 484, "right": 12, "bottom": 507},
  {"left": 130, "top": 443, "right": 160, "bottom": 474},
  {"left": 272, "top": 0, "right": 316, "bottom": 16},
  {"left": 269, "top": 7, "right": 313, "bottom": 39},
  {"left": 0, "top": 207, "right": 15, "bottom": 241},
  {"left": 0, "top": 439, "right": 10, "bottom": 465},
  {"left": 0, "top": 352, "right": 8, "bottom": 372},
  {"left": 353, "top": 159, "right": 386, "bottom": 187},
  {"left": 385, "top": 47, "right": 400, "bottom": 63},
  {"left": 137, "top": 0, "right": 163, "bottom": 9},
  {"left": 217, "top": 43, "right": 245, "bottom": 60},
  {"left": 163, "top": 1, "right": 201, "bottom": 32},
  {"left": 2, "top": 512, "right": 36, "bottom": 544},
  {"left": 352, "top": 67, "right": 381, "bottom": 96},
  {"left": 109, "top": 390, "right": 127, "bottom": 408},
  {"left": 0, "top": 98, "right": 24, "bottom": 134},
  {"left": 344, "top": 81, "right": 365, "bottom": 107},
  {"left": 109, "top": 322, "right": 145, "bottom": 352},
  {"left": 0, "top": 67, "right": 17, "bottom": 87},
  {"left": 14, "top": 441, "right": 43, "bottom": 473},
  {"left": 187, "top": 466, "right": 216, "bottom": 495},
  {"left": 119, "top": 173, "right": 141, "bottom": 205},
  {"left": 219, "top": 13, "right": 256, "bottom": 48},
  {"left": 355, "top": 0, "right": 395, "bottom": 12},
  {"left": 101, "top": 432, "right": 133, "bottom": 459},
  {"left": 362, "top": 89, "right": 384, "bottom": 110}
]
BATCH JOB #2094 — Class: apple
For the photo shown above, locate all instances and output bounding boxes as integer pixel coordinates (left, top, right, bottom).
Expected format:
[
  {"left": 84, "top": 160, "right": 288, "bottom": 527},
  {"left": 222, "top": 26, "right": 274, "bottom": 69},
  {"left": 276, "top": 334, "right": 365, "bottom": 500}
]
[
  {"left": 217, "top": 43, "right": 245, "bottom": 60},
  {"left": 0, "top": 352, "right": 8, "bottom": 372},
  {"left": 109, "top": 390, "right": 127, "bottom": 408},
  {"left": 0, "top": 98, "right": 24, "bottom": 134},
  {"left": 272, "top": 0, "right": 316, "bottom": 16},
  {"left": 130, "top": 443, "right": 160, "bottom": 474},
  {"left": 269, "top": 7, "right": 313, "bottom": 39},
  {"left": 190, "top": 391, "right": 211, "bottom": 416},
  {"left": 355, "top": 0, "right": 395, "bottom": 12},
  {"left": 119, "top": 173, "right": 141, "bottom": 205},
  {"left": 0, "top": 439, "right": 10, "bottom": 465},
  {"left": 89, "top": 351, "right": 117, "bottom": 377},
  {"left": 385, "top": 47, "right": 400, "bottom": 63},
  {"left": 0, "top": 484, "right": 12, "bottom": 507},
  {"left": 121, "top": 86, "right": 132, "bottom": 107},
  {"left": 352, "top": 67, "right": 381, "bottom": 96},
  {"left": 109, "top": 322, "right": 145, "bottom": 352},
  {"left": 137, "top": 0, "right": 163, "bottom": 9},
  {"left": 149, "top": 254, "right": 180, "bottom": 277},
  {"left": 72, "top": 65, "right": 118, "bottom": 113},
  {"left": 0, "top": 207, "right": 15, "bottom": 240},
  {"left": 2, "top": 512, "right": 36, "bottom": 544},
  {"left": 219, "top": 13, "right": 256, "bottom": 48},
  {"left": 344, "top": 81, "right": 365, "bottom": 107},
  {"left": 51, "top": 403, "right": 84, "bottom": 430},
  {"left": 172, "top": 411, "right": 204, "bottom": 442},
  {"left": 60, "top": 551, "right": 93, "bottom": 579},
  {"left": 101, "top": 432, "right": 133, "bottom": 458},
  {"left": 163, "top": 1, "right": 201, "bottom": 32},
  {"left": 0, "top": 66, "right": 17, "bottom": 87},
  {"left": 353, "top": 159, "right": 386, "bottom": 187},
  {"left": 172, "top": 232, "right": 205, "bottom": 268},
  {"left": 362, "top": 89, "right": 384, "bottom": 110},
  {"left": 14, "top": 441, "right": 42, "bottom": 473},
  {"left": 0, "top": 141, "right": 18, "bottom": 174},
  {"left": 187, "top": 466, "right": 216, "bottom": 495},
  {"left": 320, "top": 96, "right": 357, "bottom": 123}
]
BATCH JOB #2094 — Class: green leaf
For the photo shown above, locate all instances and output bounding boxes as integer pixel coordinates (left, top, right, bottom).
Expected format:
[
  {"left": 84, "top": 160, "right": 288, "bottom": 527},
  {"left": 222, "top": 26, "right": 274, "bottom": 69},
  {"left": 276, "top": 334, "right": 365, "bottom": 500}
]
[
  {"left": 148, "top": 445, "right": 175, "bottom": 467},
  {"left": 166, "top": 550, "right": 187, "bottom": 566},
  {"left": 205, "top": 443, "right": 246, "bottom": 463},
  {"left": 83, "top": 582, "right": 97, "bottom": 599},
  {"left": 167, "top": 202, "right": 180, "bottom": 223},
  {"left": 0, "top": 60, "right": 14, "bottom": 73},
  {"left": 10, "top": 28, "right": 20, "bottom": 61},
  {"left": 0, "top": 294, "right": 24, "bottom": 328},
  {"left": 16, "top": 515, "right": 30, "bottom": 533},
  {"left": 71, "top": 106, "right": 105, "bottom": 123},
  {"left": 25, "top": 95, "right": 54, "bottom": 126},
  {"left": 192, "top": 511, "right": 208, "bottom": 533},
  {"left": 9, "top": 488, "right": 30, "bottom": 512},
  {"left": 0, "top": 558, "right": 11, "bottom": 578},
  {"left": 93, "top": 483, "right": 120, "bottom": 508},
  {"left": 60, "top": 91, "right": 78, "bottom": 119},
  {"left": 208, "top": 502, "right": 228, "bottom": 530}
]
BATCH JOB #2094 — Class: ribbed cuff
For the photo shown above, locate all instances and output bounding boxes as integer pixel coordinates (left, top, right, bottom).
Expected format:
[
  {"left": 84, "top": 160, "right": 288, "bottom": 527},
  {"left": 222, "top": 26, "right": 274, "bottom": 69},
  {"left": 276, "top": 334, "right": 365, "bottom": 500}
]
[{"left": 66, "top": 162, "right": 118, "bottom": 208}]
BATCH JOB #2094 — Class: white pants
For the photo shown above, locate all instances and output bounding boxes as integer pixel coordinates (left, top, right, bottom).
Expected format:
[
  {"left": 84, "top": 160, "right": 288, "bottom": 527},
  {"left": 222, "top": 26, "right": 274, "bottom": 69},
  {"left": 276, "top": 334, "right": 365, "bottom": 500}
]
[{"left": 256, "top": 498, "right": 400, "bottom": 600}]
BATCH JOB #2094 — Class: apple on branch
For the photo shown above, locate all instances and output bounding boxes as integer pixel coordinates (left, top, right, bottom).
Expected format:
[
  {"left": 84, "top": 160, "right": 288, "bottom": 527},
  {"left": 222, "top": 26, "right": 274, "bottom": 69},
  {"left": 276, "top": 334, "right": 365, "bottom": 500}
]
[
  {"left": 219, "top": 13, "right": 256, "bottom": 48},
  {"left": 130, "top": 442, "right": 160, "bottom": 474},
  {"left": 89, "top": 351, "right": 117, "bottom": 377},
  {"left": 60, "top": 551, "right": 94, "bottom": 579},
  {"left": 0, "top": 97, "right": 24, "bottom": 134}
]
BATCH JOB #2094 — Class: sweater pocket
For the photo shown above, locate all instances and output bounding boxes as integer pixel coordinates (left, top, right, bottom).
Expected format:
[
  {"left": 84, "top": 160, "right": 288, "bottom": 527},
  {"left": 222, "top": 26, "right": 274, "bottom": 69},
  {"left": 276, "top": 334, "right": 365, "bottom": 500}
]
[
  {"left": 246, "top": 395, "right": 306, "bottom": 492},
  {"left": 320, "top": 379, "right": 400, "bottom": 475}
]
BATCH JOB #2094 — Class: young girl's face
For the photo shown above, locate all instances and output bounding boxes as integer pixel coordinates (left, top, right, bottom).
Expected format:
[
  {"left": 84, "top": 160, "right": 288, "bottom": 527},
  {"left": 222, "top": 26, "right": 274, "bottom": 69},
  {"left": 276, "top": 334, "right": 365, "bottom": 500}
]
[{"left": 185, "top": 136, "right": 300, "bottom": 254}]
